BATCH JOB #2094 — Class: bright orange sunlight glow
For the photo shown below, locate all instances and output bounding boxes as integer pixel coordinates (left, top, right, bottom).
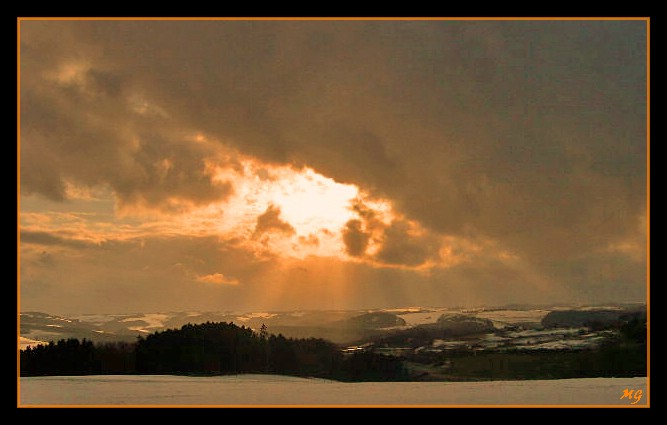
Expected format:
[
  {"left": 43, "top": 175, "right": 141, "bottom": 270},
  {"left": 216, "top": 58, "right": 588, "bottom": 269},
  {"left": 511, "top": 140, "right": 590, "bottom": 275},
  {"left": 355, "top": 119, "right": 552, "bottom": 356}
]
[
  {"left": 102, "top": 135, "right": 396, "bottom": 261},
  {"left": 23, "top": 137, "right": 485, "bottom": 272},
  {"left": 209, "top": 155, "right": 393, "bottom": 259},
  {"left": 271, "top": 168, "right": 357, "bottom": 233},
  {"left": 243, "top": 166, "right": 359, "bottom": 235},
  {"left": 22, "top": 135, "right": 405, "bottom": 264}
]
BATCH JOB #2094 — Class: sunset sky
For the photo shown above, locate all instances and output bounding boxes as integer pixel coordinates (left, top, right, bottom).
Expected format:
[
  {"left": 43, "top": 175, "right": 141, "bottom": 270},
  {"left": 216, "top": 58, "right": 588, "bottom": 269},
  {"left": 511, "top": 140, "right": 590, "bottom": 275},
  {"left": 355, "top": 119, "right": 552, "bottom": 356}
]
[{"left": 18, "top": 19, "right": 648, "bottom": 314}]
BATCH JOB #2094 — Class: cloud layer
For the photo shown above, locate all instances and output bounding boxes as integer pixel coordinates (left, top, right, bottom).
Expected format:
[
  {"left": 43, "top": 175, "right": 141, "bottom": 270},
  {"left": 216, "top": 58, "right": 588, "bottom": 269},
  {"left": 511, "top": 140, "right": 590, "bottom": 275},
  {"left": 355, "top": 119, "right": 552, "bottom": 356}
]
[{"left": 19, "top": 20, "right": 647, "bottom": 313}]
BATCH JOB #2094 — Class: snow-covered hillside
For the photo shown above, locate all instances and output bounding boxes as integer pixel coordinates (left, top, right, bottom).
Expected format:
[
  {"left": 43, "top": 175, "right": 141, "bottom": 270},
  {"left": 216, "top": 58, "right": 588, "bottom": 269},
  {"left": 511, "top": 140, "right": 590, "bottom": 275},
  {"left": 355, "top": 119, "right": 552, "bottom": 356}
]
[{"left": 19, "top": 303, "right": 644, "bottom": 349}]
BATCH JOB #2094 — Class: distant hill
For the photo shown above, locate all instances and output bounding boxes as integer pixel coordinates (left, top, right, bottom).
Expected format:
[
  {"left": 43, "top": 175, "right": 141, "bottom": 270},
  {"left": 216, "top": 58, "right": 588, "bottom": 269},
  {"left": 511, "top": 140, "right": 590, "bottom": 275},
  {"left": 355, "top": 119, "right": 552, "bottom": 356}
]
[
  {"left": 541, "top": 306, "right": 646, "bottom": 329},
  {"left": 269, "top": 312, "right": 408, "bottom": 344},
  {"left": 19, "top": 312, "right": 138, "bottom": 348},
  {"left": 435, "top": 314, "right": 495, "bottom": 335},
  {"left": 19, "top": 304, "right": 646, "bottom": 348},
  {"left": 345, "top": 312, "right": 407, "bottom": 329}
]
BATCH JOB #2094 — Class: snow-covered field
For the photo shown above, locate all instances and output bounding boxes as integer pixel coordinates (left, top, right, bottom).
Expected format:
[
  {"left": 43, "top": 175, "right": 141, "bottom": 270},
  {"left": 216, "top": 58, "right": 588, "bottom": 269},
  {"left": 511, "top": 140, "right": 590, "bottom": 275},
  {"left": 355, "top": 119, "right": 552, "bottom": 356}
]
[
  {"left": 396, "top": 308, "right": 449, "bottom": 326},
  {"left": 19, "top": 375, "right": 648, "bottom": 406},
  {"left": 473, "top": 309, "right": 550, "bottom": 326},
  {"left": 120, "top": 313, "right": 170, "bottom": 331}
]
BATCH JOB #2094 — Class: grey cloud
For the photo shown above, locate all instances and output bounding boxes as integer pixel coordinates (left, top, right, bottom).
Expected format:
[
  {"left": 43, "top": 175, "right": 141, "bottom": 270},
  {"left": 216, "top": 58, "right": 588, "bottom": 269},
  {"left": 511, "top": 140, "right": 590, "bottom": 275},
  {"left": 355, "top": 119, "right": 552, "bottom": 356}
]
[
  {"left": 374, "top": 220, "right": 441, "bottom": 267},
  {"left": 20, "top": 22, "right": 234, "bottom": 209},
  {"left": 21, "top": 230, "right": 96, "bottom": 249},
  {"left": 252, "top": 204, "right": 295, "bottom": 239},
  {"left": 350, "top": 198, "right": 385, "bottom": 231},
  {"left": 111, "top": 132, "right": 234, "bottom": 211},
  {"left": 342, "top": 219, "right": 369, "bottom": 257},
  {"left": 134, "top": 22, "right": 639, "bottom": 250}
]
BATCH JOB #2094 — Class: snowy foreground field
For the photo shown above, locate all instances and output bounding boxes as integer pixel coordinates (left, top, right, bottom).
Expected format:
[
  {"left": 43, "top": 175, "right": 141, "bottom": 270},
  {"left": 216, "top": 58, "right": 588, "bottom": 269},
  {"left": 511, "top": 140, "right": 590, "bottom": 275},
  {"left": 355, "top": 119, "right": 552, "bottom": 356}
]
[{"left": 20, "top": 375, "right": 648, "bottom": 406}]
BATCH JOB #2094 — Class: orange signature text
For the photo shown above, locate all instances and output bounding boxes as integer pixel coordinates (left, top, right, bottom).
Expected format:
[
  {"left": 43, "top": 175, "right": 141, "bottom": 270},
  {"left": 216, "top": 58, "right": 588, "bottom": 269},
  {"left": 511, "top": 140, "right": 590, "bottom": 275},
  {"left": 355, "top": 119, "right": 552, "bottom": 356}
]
[{"left": 620, "top": 388, "right": 643, "bottom": 405}]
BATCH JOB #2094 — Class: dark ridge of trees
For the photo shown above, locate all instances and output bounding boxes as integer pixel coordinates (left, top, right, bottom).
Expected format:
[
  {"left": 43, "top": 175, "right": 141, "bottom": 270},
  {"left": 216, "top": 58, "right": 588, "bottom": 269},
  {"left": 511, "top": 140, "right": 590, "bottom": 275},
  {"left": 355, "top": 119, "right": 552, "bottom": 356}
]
[
  {"left": 20, "top": 321, "right": 407, "bottom": 381},
  {"left": 20, "top": 338, "right": 97, "bottom": 376},
  {"left": 342, "top": 351, "right": 409, "bottom": 381},
  {"left": 541, "top": 309, "right": 647, "bottom": 331},
  {"left": 403, "top": 346, "right": 647, "bottom": 382},
  {"left": 618, "top": 311, "right": 647, "bottom": 345}
]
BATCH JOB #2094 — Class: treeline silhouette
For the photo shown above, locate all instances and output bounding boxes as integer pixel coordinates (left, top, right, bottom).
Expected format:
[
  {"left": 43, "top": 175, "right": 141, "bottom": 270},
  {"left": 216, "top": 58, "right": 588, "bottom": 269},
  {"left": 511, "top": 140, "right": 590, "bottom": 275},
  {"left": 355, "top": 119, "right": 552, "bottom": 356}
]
[
  {"left": 21, "top": 314, "right": 646, "bottom": 381},
  {"left": 20, "top": 321, "right": 407, "bottom": 381}
]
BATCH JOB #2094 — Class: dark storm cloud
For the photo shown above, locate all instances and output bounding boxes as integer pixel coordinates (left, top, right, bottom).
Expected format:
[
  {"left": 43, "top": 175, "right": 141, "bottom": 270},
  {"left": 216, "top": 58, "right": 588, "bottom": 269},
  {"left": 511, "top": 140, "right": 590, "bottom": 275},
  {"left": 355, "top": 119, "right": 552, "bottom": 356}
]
[
  {"left": 252, "top": 204, "right": 295, "bottom": 239},
  {"left": 374, "top": 221, "right": 441, "bottom": 267},
  {"left": 342, "top": 219, "right": 369, "bottom": 257},
  {"left": 20, "top": 22, "right": 233, "bottom": 209},
  {"left": 21, "top": 230, "right": 96, "bottom": 249},
  {"left": 19, "top": 19, "right": 647, "bottom": 306}
]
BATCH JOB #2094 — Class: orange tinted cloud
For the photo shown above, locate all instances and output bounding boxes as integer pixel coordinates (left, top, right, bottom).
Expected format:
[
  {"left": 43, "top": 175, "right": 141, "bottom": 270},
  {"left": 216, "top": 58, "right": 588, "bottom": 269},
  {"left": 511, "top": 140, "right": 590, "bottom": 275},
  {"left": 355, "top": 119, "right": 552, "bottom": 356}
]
[{"left": 196, "top": 273, "right": 240, "bottom": 286}]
